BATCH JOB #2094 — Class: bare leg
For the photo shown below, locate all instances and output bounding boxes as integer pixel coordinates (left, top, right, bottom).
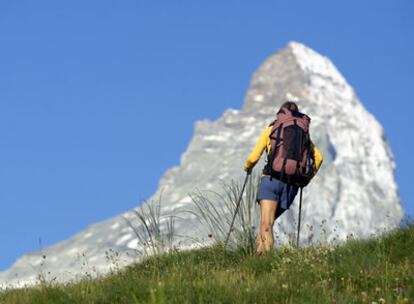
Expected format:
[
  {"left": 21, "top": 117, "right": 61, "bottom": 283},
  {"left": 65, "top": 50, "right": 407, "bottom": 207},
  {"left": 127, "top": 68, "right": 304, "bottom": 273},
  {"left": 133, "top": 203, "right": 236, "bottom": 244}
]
[
  {"left": 255, "top": 232, "right": 264, "bottom": 255},
  {"left": 256, "top": 199, "right": 278, "bottom": 255}
]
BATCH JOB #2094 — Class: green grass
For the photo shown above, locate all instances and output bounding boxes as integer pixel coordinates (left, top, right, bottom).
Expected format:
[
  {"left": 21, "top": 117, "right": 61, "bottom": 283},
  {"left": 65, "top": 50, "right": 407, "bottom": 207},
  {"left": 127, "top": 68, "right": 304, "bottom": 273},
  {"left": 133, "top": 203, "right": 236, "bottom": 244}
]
[{"left": 1, "top": 225, "right": 413, "bottom": 304}]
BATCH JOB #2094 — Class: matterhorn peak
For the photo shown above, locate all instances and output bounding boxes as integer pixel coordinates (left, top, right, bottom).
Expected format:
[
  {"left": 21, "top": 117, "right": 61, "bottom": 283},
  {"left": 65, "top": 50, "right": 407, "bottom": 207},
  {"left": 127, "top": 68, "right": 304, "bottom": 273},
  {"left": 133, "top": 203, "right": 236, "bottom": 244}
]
[
  {"left": 243, "top": 41, "right": 353, "bottom": 115},
  {"left": 288, "top": 41, "right": 349, "bottom": 85}
]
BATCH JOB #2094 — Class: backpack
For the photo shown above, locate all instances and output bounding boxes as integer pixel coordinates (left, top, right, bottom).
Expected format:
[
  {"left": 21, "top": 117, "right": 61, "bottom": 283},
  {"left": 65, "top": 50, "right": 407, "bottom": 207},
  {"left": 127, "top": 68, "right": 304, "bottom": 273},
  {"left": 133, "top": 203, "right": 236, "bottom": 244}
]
[{"left": 263, "top": 107, "right": 314, "bottom": 187}]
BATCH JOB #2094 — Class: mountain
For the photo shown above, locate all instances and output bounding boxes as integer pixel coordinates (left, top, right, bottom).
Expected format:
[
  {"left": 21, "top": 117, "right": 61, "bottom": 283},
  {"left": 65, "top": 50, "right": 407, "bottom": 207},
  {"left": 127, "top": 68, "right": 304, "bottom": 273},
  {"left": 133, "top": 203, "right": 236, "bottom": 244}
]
[{"left": 0, "top": 42, "right": 403, "bottom": 289}]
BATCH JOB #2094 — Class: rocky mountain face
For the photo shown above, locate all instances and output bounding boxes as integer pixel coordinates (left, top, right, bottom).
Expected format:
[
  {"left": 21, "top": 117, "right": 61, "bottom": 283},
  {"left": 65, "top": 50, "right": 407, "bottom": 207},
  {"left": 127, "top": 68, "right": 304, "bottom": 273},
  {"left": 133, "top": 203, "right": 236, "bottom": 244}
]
[{"left": 0, "top": 42, "right": 403, "bottom": 288}]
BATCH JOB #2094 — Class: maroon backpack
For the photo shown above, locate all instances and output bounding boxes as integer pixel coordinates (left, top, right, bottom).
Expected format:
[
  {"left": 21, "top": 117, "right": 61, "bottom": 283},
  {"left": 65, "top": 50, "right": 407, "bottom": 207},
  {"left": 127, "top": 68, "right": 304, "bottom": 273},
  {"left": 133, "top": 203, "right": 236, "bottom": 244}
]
[{"left": 264, "top": 107, "right": 313, "bottom": 187}]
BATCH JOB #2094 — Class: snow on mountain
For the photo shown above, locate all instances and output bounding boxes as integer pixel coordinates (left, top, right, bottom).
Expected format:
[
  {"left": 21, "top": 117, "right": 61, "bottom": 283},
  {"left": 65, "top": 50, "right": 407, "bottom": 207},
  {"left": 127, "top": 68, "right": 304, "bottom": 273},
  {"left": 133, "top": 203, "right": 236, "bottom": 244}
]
[{"left": 0, "top": 42, "right": 403, "bottom": 289}]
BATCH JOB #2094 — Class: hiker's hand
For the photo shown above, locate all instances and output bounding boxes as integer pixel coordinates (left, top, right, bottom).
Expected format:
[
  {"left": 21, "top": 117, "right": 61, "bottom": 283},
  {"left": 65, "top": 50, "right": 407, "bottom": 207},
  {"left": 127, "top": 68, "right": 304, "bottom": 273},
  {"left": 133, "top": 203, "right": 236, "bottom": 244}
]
[{"left": 244, "top": 167, "right": 252, "bottom": 175}]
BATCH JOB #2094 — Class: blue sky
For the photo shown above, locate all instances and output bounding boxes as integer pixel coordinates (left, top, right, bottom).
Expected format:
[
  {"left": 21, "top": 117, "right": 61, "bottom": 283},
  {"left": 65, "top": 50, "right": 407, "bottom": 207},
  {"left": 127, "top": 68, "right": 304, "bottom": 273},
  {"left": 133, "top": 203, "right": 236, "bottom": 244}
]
[{"left": 0, "top": 1, "right": 413, "bottom": 271}]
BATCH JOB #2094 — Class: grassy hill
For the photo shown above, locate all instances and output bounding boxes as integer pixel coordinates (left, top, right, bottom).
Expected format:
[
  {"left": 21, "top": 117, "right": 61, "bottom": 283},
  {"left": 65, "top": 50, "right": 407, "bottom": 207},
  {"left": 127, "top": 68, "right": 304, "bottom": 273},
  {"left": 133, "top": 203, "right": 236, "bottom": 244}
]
[{"left": 1, "top": 225, "right": 413, "bottom": 304}]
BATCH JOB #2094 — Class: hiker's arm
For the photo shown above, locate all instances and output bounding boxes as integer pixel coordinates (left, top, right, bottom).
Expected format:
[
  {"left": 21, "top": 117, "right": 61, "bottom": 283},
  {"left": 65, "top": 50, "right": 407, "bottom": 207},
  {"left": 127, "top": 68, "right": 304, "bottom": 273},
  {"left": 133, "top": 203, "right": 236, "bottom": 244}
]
[{"left": 244, "top": 127, "right": 270, "bottom": 172}]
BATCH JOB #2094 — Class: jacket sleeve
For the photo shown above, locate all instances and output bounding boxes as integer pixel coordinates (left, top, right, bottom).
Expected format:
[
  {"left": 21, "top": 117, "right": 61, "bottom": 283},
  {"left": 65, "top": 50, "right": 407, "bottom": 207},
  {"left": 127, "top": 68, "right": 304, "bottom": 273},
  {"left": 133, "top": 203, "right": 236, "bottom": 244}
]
[
  {"left": 312, "top": 143, "right": 323, "bottom": 173},
  {"left": 244, "top": 127, "right": 270, "bottom": 172}
]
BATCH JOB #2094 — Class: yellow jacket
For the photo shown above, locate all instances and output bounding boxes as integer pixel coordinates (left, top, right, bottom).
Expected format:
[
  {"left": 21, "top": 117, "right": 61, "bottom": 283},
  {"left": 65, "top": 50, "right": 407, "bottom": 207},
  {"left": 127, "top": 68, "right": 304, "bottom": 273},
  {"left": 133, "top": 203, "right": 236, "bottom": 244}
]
[{"left": 244, "top": 126, "right": 323, "bottom": 174}]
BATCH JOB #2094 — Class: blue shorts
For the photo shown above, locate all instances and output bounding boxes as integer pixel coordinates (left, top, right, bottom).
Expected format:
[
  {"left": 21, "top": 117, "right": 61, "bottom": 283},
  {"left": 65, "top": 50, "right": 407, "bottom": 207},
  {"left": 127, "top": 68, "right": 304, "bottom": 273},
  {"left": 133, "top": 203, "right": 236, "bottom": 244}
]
[{"left": 257, "top": 175, "right": 299, "bottom": 210}]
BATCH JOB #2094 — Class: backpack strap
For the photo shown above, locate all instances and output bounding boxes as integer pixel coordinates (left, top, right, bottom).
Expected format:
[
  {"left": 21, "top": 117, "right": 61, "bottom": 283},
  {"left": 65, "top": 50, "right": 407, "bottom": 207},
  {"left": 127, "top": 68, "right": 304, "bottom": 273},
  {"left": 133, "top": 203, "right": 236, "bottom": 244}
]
[
  {"left": 281, "top": 158, "right": 288, "bottom": 180},
  {"left": 268, "top": 123, "right": 283, "bottom": 163},
  {"left": 296, "top": 160, "right": 301, "bottom": 176},
  {"left": 275, "top": 123, "right": 283, "bottom": 143}
]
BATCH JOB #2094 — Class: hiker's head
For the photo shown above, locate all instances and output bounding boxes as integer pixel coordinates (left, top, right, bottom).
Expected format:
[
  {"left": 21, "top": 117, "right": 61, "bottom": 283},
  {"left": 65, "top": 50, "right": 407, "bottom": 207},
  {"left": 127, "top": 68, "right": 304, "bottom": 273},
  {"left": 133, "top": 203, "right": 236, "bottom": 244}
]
[
  {"left": 269, "top": 101, "right": 300, "bottom": 126},
  {"left": 280, "top": 101, "right": 299, "bottom": 112}
]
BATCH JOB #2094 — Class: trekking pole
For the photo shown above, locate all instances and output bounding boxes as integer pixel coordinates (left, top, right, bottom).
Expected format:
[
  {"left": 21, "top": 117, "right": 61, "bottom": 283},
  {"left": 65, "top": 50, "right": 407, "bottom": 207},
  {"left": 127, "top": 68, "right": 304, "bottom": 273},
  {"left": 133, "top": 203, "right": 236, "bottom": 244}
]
[
  {"left": 224, "top": 171, "right": 250, "bottom": 250},
  {"left": 296, "top": 187, "right": 303, "bottom": 248}
]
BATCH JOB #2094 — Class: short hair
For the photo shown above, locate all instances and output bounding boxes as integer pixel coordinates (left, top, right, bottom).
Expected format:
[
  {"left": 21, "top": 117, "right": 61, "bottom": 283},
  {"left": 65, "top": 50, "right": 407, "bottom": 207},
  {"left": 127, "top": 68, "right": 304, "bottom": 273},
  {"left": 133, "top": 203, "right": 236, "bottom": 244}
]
[{"left": 280, "top": 101, "right": 299, "bottom": 112}]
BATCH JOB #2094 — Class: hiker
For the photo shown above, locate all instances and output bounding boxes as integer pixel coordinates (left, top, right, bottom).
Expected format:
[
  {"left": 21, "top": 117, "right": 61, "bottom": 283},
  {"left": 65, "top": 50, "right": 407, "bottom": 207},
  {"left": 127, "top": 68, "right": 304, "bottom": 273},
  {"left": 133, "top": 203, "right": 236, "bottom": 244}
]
[{"left": 244, "top": 101, "right": 323, "bottom": 255}]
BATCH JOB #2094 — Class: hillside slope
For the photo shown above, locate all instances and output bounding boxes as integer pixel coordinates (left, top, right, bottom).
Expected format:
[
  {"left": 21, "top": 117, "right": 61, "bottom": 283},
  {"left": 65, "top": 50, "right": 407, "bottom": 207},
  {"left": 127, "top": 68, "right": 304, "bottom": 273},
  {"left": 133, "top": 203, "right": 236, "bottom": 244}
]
[{"left": 1, "top": 225, "right": 413, "bottom": 303}]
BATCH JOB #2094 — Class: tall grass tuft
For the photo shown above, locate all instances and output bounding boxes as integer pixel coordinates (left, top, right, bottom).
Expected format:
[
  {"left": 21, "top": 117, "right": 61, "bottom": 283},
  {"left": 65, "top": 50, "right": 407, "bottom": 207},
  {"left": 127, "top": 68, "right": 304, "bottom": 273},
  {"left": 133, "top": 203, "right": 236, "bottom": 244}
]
[
  {"left": 122, "top": 195, "right": 177, "bottom": 256},
  {"left": 187, "top": 174, "right": 260, "bottom": 254}
]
